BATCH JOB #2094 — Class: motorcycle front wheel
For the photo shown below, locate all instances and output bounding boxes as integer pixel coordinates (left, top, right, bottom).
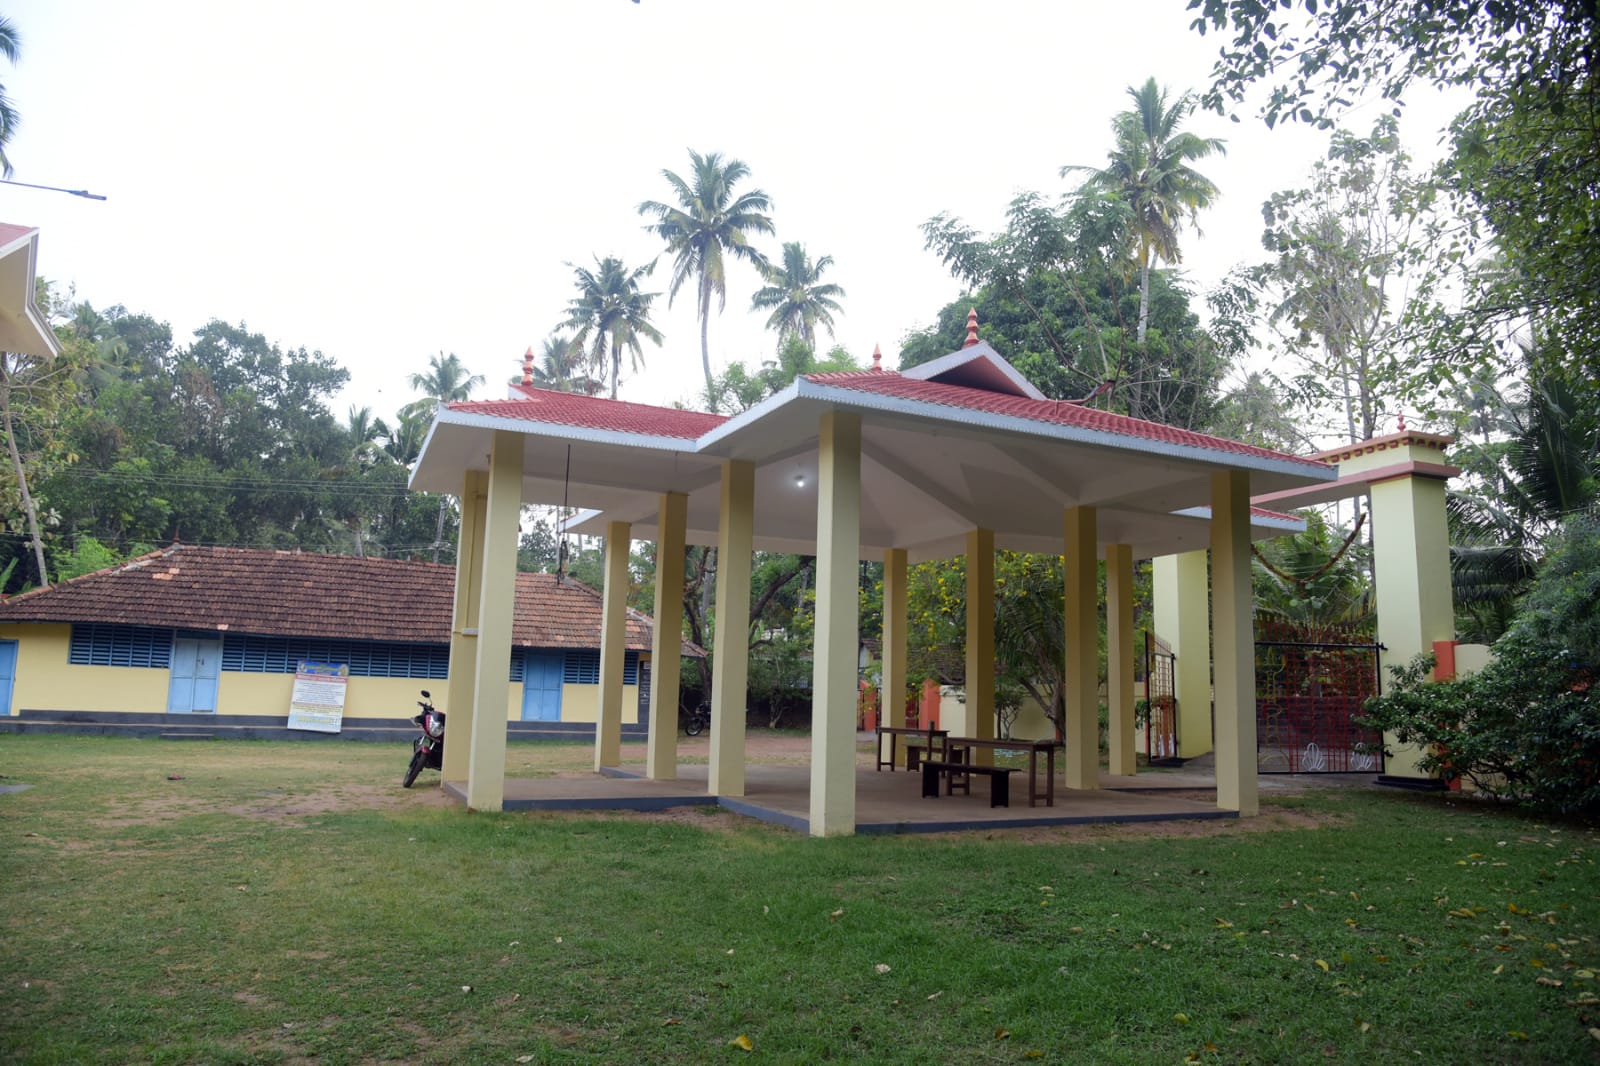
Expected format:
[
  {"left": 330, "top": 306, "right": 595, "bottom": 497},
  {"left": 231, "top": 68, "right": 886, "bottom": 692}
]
[
  {"left": 402, "top": 747, "right": 427, "bottom": 788},
  {"left": 684, "top": 711, "right": 706, "bottom": 737}
]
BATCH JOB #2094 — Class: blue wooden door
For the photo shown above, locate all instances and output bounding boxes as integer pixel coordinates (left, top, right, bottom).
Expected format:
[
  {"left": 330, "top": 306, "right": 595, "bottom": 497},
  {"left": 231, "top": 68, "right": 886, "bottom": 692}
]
[
  {"left": 168, "top": 637, "right": 221, "bottom": 713},
  {"left": 520, "top": 651, "right": 563, "bottom": 721},
  {"left": 0, "top": 640, "right": 16, "bottom": 716}
]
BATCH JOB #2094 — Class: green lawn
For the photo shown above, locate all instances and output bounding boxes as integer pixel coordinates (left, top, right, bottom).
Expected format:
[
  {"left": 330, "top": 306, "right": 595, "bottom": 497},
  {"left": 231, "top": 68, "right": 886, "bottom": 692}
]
[{"left": 3, "top": 735, "right": 1597, "bottom": 1064}]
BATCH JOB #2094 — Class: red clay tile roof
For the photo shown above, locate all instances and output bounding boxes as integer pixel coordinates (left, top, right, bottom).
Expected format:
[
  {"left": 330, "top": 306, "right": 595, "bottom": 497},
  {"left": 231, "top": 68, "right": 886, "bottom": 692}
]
[
  {"left": 804, "top": 370, "right": 1330, "bottom": 470},
  {"left": 0, "top": 222, "right": 38, "bottom": 248},
  {"left": 0, "top": 546, "right": 703, "bottom": 655},
  {"left": 455, "top": 387, "right": 728, "bottom": 439}
]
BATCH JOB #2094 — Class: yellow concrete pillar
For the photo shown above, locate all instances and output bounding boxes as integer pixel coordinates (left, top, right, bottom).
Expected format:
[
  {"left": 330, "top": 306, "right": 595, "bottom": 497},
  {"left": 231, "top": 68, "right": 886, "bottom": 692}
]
[
  {"left": 1154, "top": 550, "right": 1214, "bottom": 758},
  {"left": 646, "top": 492, "right": 687, "bottom": 780},
  {"left": 964, "top": 529, "right": 996, "bottom": 762},
  {"left": 1211, "top": 470, "right": 1258, "bottom": 816},
  {"left": 442, "top": 469, "right": 487, "bottom": 784},
  {"left": 810, "top": 411, "right": 862, "bottom": 837},
  {"left": 881, "top": 548, "right": 908, "bottom": 730},
  {"left": 1106, "top": 542, "right": 1136, "bottom": 777},
  {"left": 594, "top": 520, "right": 631, "bottom": 771},
  {"left": 709, "top": 460, "right": 753, "bottom": 797},
  {"left": 1063, "top": 506, "right": 1099, "bottom": 789},
  {"left": 466, "top": 430, "right": 524, "bottom": 812},
  {"left": 1371, "top": 473, "right": 1455, "bottom": 780}
]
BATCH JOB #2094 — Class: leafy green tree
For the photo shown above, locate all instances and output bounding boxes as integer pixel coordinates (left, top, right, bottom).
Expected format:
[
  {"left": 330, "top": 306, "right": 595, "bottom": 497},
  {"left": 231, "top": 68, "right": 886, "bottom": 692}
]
[
  {"left": 1062, "top": 78, "right": 1226, "bottom": 346},
  {"left": 916, "top": 192, "right": 1228, "bottom": 430},
  {"left": 1247, "top": 117, "right": 1433, "bottom": 441},
  {"left": 561, "top": 257, "right": 663, "bottom": 400},
  {"left": 749, "top": 242, "right": 845, "bottom": 349},
  {"left": 638, "top": 150, "right": 775, "bottom": 396},
  {"left": 1251, "top": 511, "right": 1373, "bottom": 631},
  {"left": 702, "top": 336, "right": 856, "bottom": 415},
  {"left": 54, "top": 535, "right": 119, "bottom": 582},
  {"left": 0, "top": 338, "right": 73, "bottom": 588},
  {"left": 1190, "top": 0, "right": 1599, "bottom": 420},
  {"left": 1447, "top": 355, "right": 1599, "bottom": 640}
]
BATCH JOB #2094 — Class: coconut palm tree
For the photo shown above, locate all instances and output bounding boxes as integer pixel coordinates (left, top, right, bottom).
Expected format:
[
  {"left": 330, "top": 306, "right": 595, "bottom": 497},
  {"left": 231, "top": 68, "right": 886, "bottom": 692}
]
[
  {"left": 530, "top": 333, "right": 603, "bottom": 396},
  {"left": 562, "top": 257, "right": 663, "bottom": 400},
  {"left": 407, "top": 351, "right": 483, "bottom": 409},
  {"left": 750, "top": 242, "right": 846, "bottom": 349},
  {"left": 406, "top": 351, "right": 483, "bottom": 562},
  {"left": 0, "top": 17, "right": 21, "bottom": 177},
  {"left": 1063, "top": 78, "right": 1225, "bottom": 345},
  {"left": 638, "top": 150, "right": 775, "bottom": 395}
]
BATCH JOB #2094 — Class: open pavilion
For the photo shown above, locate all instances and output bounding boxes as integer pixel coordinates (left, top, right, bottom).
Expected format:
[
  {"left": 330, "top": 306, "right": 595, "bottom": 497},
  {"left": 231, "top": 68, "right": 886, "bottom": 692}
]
[{"left": 410, "top": 317, "right": 1339, "bottom": 835}]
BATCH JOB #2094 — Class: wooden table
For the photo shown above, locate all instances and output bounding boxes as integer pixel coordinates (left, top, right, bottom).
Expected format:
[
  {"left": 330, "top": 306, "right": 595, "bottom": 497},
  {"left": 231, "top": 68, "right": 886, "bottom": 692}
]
[
  {"left": 875, "top": 725, "right": 949, "bottom": 772},
  {"left": 943, "top": 736, "right": 1062, "bottom": 807}
]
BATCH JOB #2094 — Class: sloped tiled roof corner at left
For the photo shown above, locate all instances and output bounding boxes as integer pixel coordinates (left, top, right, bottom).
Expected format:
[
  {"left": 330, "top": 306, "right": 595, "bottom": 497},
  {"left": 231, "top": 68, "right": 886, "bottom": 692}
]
[
  {"left": 449, "top": 387, "right": 728, "bottom": 440},
  {"left": 0, "top": 545, "right": 704, "bottom": 655}
]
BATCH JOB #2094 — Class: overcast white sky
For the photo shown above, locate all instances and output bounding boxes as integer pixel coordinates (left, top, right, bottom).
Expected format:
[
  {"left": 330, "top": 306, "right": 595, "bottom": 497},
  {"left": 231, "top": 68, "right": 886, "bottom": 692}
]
[{"left": 4, "top": 1, "right": 1469, "bottom": 428}]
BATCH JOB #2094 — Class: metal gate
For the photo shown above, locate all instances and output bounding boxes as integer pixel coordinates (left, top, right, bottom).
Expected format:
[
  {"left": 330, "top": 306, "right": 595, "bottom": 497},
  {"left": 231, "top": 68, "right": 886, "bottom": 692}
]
[
  {"left": 1143, "top": 633, "right": 1179, "bottom": 762},
  {"left": 1255, "top": 622, "right": 1384, "bottom": 774}
]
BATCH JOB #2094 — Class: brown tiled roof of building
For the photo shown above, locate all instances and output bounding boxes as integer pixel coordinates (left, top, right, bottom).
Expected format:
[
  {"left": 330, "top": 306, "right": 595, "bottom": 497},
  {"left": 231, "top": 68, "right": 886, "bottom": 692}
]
[{"left": 0, "top": 545, "right": 702, "bottom": 655}]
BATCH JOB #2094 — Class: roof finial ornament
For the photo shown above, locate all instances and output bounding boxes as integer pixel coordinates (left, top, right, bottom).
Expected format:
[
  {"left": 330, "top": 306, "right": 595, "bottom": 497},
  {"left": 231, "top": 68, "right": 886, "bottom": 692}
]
[
  {"left": 522, "top": 346, "right": 534, "bottom": 386},
  {"left": 1398, "top": 410, "right": 1407, "bottom": 432},
  {"left": 871, "top": 343, "right": 882, "bottom": 371},
  {"left": 963, "top": 308, "right": 980, "bottom": 349}
]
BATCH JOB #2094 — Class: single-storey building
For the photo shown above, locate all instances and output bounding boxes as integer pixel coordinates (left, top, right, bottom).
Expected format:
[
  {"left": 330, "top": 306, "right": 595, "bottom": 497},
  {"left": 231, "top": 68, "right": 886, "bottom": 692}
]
[{"left": 0, "top": 545, "right": 700, "bottom": 736}]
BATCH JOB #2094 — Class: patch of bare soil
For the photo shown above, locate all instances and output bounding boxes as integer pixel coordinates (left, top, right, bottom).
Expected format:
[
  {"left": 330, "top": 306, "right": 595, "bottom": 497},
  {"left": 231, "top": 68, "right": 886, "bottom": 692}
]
[{"left": 225, "top": 783, "right": 456, "bottom": 822}]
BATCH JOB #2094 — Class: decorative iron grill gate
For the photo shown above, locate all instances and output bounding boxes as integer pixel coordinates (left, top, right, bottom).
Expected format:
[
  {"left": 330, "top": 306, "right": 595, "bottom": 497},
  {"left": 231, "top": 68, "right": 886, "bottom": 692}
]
[
  {"left": 1255, "top": 622, "right": 1384, "bottom": 774},
  {"left": 1144, "top": 633, "right": 1178, "bottom": 762}
]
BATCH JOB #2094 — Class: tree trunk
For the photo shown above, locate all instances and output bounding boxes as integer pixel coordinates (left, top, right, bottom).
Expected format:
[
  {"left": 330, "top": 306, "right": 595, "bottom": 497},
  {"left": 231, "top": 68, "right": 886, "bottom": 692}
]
[
  {"left": 699, "top": 274, "right": 714, "bottom": 398},
  {"left": 431, "top": 496, "right": 447, "bottom": 564},
  {"left": 1136, "top": 251, "right": 1152, "bottom": 347},
  {"left": 610, "top": 329, "right": 621, "bottom": 401},
  {"left": 0, "top": 365, "right": 48, "bottom": 588}
]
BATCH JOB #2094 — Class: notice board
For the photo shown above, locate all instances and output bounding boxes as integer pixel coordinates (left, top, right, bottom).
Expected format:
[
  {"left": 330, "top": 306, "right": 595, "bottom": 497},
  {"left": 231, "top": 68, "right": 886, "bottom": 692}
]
[{"left": 287, "top": 661, "right": 350, "bottom": 733}]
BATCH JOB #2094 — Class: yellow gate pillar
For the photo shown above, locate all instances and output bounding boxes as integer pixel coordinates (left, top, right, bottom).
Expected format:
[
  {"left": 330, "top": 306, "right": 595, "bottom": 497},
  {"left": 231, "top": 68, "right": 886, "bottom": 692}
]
[
  {"left": 646, "top": 492, "right": 687, "bottom": 780},
  {"left": 1153, "top": 550, "right": 1214, "bottom": 758},
  {"left": 1063, "top": 506, "right": 1099, "bottom": 789},
  {"left": 709, "top": 460, "right": 754, "bottom": 797},
  {"left": 1211, "top": 470, "right": 1258, "bottom": 816},
  {"left": 965, "top": 528, "right": 995, "bottom": 762},
  {"left": 466, "top": 430, "right": 524, "bottom": 812},
  {"left": 881, "top": 547, "right": 908, "bottom": 734},
  {"left": 1363, "top": 435, "right": 1457, "bottom": 782},
  {"left": 1105, "top": 543, "right": 1136, "bottom": 777},
  {"left": 810, "top": 411, "right": 861, "bottom": 837},
  {"left": 442, "top": 470, "right": 487, "bottom": 784},
  {"left": 594, "top": 520, "right": 631, "bottom": 771}
]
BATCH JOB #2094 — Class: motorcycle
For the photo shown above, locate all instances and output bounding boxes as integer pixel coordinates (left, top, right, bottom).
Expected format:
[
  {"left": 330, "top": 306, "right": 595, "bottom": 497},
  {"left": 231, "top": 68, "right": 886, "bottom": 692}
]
[{"left": 402, "top": 690, "right": 445, "bottom": 788}]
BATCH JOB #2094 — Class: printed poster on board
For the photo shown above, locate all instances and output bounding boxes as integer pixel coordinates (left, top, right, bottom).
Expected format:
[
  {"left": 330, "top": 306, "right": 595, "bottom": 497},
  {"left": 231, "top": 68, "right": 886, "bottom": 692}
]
[{"left": 287, "top": 660, "right": 350, "bottom": 733}]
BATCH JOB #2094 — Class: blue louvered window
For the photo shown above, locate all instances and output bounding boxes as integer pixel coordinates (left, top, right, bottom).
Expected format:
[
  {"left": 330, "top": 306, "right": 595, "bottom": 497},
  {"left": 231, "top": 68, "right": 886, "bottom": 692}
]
[
  {"left": 219, "top": 635, "right": 450, "bottom": 679},
  {"left": 68, "top": 624, "right": 174, "bottom": 668},
  {"left": 561, "top": 649, "right": 638, "bottom": 685}
]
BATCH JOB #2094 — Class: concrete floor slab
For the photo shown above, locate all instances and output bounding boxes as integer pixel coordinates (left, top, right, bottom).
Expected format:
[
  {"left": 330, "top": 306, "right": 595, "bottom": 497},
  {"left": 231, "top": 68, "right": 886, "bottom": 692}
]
[{"left": 443, "top": 761, "right": 1233, "bottom": 835}]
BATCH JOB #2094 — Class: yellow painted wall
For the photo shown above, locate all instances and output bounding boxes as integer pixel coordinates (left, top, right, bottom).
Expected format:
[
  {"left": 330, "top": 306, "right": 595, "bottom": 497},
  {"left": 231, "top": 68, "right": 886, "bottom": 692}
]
[
  {"left": 0, "top": 621, "right": 642, "bottom": 724},
  {"left": 554, "top": 683, "right": 641, "bottom": 724},
  {"left": 0, "top": 623, "right": 170, "bottom": 714},
  {"left": 1456, "top": 643, "right": 1493, "bottom": 678}
]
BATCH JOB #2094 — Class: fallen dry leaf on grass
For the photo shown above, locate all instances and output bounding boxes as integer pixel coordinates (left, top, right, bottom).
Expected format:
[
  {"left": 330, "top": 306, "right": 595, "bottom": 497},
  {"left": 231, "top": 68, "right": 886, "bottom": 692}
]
[
  {"left": 874, "top": 963, "right": 891, "bottom": 974},
  {"left": 730, "top": 1034, "right": 754, "bottom": 1052}
]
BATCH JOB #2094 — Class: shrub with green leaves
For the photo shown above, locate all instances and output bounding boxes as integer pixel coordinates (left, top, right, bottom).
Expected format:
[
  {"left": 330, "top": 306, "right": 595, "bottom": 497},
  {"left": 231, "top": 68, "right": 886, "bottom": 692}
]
[{"left": 1360, "top": 511, "right": 1600, "bottom": 813}]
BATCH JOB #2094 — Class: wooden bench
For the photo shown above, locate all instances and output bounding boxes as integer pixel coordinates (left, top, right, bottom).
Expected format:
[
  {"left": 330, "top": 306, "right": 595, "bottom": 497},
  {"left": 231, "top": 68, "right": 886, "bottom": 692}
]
[
  {"left": 876, "top": 725, "right": 948, "bottom": 772},
  {"left": 920, "top": 760, "right": 1017, "bottom": 808}
]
